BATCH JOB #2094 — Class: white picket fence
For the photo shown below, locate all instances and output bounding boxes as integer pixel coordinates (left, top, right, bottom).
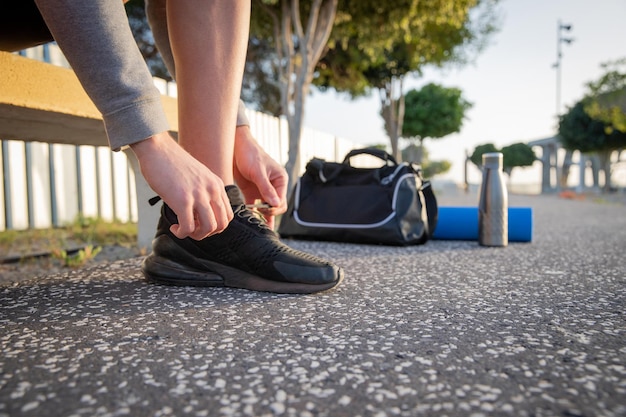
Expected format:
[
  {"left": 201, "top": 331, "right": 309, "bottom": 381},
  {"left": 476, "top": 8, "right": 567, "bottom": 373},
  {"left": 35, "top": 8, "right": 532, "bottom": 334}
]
[{"left": 0, "top": 45, "right": 359, "bottom": 231}]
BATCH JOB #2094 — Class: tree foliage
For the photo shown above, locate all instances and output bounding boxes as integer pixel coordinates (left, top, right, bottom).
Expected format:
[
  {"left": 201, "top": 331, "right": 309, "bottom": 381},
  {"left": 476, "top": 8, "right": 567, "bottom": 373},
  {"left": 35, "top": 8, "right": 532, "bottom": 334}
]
[
  {"left": 559, "top": 100, "right": 626, "bottom": 191},
  {"left": 316, "top": 0, "right": 500, "bottom": 95},
  {"left": 583, "top": 58, "right": 626, "bottom": 134},
  {"left": 402, "top": 83, "right": 472, "bottom": 164},
  {"left": 470, "top": 142, "right": 536, "bottom": 179},
  {"left": 557, "top": 58, "right": 626, "bottom": 192},
  {"left": 470, "top": 143, "right": 498, "bottom": 168},
  {"left": 313, "top": 0, "right": 500, "bottom": 160},
  {"left": 558, "top": 101, "right": 619, "bottom": 153},
  {"left": 500, "top": 142, "right": 536, "bottom": 176}
]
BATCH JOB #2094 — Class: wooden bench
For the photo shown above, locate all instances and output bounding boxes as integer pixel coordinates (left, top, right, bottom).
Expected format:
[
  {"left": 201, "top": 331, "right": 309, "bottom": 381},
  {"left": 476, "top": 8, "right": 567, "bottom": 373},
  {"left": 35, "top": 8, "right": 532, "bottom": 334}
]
[{"left": 0, "top": 50, "right": 178, "bottom": 249}]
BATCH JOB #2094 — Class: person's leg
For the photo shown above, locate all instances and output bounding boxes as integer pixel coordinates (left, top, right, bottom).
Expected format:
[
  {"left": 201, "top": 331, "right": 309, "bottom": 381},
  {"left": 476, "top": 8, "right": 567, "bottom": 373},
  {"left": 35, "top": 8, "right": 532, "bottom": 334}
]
[
  {"left": 141, "top": 0, "right": 344, "bottom": 293},
  {"left": 145, "top": 0, "right": 176, "bottom": 77},
  {"left": 146, "top": 0, "right": 251, "bottom": 128},
  {"left": 166, "top": 0, "right": 250, "bottom": 185},
  {"left": 147, "top": 0, "right": 288, "bottom": 224}
]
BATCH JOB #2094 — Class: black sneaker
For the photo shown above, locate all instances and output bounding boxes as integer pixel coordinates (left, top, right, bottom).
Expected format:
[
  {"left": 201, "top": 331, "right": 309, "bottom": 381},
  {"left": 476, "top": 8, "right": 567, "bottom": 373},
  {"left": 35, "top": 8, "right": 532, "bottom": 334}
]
[{"left": 141, "top": 185, "right": 344, "bottom": 294}]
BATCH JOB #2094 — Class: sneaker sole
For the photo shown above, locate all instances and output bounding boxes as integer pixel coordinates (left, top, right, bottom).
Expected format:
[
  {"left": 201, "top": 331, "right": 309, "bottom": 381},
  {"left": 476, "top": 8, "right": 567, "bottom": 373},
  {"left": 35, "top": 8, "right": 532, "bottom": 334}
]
[{"left": 142, "top": 242, "right": 344, "bottom": 294}]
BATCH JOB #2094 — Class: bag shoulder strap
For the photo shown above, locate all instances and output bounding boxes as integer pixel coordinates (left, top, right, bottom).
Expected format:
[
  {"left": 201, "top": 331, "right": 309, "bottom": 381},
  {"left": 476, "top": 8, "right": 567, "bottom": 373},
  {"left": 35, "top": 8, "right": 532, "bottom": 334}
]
[
  {"left": 421, "top": 180, "right": 439, "bottom": 237},
  {"left": 343, "top": 148, "right": 398, "bottom": 166}
]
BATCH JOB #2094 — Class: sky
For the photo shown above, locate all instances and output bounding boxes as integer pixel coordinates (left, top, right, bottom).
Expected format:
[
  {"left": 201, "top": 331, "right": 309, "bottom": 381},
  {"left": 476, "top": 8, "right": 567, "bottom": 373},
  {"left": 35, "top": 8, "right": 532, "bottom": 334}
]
[{"left": 303, "top": 0, "right": 626, "bottom": 186}]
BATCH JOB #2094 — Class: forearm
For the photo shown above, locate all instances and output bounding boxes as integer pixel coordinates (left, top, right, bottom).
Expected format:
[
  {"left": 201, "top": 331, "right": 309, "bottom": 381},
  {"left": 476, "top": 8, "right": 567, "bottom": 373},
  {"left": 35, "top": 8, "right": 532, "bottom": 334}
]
[{"left": 34, "top": 0, "right": 169, "bottom": 150}]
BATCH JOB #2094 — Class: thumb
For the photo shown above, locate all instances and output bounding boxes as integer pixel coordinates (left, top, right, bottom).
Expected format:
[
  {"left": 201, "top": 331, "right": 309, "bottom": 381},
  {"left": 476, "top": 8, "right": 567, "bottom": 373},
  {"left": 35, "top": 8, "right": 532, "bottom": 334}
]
[{"left": 258, "top": 177, "right": 282, "bottom": 208}]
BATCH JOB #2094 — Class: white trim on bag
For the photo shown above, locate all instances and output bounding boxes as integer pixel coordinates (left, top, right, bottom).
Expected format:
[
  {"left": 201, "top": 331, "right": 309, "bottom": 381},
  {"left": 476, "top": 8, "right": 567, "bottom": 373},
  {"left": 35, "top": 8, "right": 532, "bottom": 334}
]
[{"left": 293, "top": 173, "right": 416, "bottom": 230}]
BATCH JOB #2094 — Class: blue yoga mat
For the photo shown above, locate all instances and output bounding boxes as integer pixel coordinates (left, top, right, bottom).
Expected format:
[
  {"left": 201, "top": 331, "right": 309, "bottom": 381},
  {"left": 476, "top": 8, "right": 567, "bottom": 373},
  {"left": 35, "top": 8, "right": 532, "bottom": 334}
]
[{"left": 432, "top": 206, "right": 533, "bottom": 242}]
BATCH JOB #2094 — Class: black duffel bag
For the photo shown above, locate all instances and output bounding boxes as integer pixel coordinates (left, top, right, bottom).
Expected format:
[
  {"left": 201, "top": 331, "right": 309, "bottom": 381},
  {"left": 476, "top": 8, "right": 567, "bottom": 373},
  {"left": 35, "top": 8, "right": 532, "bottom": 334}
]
[{"left": 278, "top": 148, "right": 438, "bottom": 245}]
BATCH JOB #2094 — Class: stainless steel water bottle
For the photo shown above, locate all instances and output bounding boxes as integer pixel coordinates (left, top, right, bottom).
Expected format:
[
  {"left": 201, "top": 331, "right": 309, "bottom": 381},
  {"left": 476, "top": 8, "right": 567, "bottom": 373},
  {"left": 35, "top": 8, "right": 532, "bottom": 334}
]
[{"left": 478, "top": 152, "right": 508, "bottom": 247}]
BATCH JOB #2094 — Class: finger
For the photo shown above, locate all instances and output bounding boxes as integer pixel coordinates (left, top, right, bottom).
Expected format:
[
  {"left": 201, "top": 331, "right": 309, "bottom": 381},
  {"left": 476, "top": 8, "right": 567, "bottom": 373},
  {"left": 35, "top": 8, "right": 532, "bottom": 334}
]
[
  {"left": 222, "top": 188, "right": 234, "bottom": 216},
  {"left": 267, "top": 171, "right": 288, "bottom": 209},
  {"left": 170, "top": 204, "right": 196, "bottom": 239},
  {"left": 258, "top": 199, "right": 286, "bottom": 216},
  {"left": 189, "top": 206, "right": 216, "bottom": 240},
  {"left": 251, "top": 170, "right": 283, "bottom": 209},
  {"left": 264, "top": 215, "right": 275, "bottom": 230},
  {"left": 211, "top": 194, "right": 233, "bottom": 234},
  {"left": 243, "top": 193, "right": 262, "bottom": 206}
]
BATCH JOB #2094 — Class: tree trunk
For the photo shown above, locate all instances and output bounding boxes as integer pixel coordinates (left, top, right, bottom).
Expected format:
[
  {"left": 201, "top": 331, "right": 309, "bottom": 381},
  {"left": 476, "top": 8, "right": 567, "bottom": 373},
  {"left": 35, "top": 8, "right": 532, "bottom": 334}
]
[
  {"left": 560, "top": 149, "right": 573, "bottom": 189},
  {"left": 417, "top": 137, "right": 424, "bottom": 165},
  {"left": 263, "top": 0, "right": 338, "bottom": 193},
  {"left": 380, "top": 76, "right": 405, "bottom": 161},
  {"left": 589, "top": 153, "right": 601, "bottom": 190},
  {"left": 598, "top": 150, "right": 613, "bottom": 192}
]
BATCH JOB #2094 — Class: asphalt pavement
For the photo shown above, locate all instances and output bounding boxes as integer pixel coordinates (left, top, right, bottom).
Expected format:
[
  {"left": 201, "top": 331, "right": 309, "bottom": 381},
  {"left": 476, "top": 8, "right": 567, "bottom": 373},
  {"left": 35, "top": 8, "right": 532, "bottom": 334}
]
[{"left": 1, "top": 192, "right": 625, "bottom": 417}]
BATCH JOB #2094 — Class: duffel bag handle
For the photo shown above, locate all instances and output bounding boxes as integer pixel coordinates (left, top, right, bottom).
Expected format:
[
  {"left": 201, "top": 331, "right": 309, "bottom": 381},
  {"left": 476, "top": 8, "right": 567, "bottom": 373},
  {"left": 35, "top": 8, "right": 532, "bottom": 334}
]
[{"left": 343, "top": 148, "right": 398, "bottom": 166}]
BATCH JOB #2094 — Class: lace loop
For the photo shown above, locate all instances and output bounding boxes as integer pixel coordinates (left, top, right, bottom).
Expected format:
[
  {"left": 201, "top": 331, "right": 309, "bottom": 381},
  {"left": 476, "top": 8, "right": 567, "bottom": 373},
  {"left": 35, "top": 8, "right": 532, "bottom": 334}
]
[{"left": 235, "top": 205, "right": 271, "bottom": 230}]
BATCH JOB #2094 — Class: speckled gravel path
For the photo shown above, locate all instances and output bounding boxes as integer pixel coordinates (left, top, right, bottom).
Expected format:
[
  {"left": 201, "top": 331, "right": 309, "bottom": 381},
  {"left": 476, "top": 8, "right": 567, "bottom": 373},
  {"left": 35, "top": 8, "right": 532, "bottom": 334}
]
[{"left": 1, "top": 194, "right": 625, "bottom": 417}]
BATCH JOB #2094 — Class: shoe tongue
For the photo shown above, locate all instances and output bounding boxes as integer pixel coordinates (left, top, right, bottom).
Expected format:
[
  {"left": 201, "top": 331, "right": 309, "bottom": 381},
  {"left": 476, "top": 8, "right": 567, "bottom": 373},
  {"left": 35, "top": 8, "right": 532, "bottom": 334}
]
[{"left": 225, "top": 185, "right": 245, "bottom": 206}]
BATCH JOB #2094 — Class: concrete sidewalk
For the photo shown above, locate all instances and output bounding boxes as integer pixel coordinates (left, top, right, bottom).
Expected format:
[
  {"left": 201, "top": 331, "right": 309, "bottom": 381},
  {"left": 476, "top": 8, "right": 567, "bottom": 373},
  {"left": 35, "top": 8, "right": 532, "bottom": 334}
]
[{"left": 1, "top": 193, "right": 625, "bottom": 417}]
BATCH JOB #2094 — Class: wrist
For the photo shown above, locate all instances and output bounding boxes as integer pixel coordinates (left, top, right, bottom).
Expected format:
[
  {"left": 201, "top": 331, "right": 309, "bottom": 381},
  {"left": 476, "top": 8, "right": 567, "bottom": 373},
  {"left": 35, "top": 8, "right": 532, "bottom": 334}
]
[
  {"left": 130, "top": 131, "right": 171, "bottom": 158},
  {"left": 234, "top": 125, "right": 259, "bottom": 152}
]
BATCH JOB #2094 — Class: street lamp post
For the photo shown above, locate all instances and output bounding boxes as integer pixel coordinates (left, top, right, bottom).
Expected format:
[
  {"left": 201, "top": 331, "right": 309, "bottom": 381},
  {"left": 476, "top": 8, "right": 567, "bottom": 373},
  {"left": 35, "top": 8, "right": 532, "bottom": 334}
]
[
  {"left": 552, "top": 20, "right": 574, "bottom": 191},
  {"left": 554, "top": 20, "right": 574, "bottom": 117}
]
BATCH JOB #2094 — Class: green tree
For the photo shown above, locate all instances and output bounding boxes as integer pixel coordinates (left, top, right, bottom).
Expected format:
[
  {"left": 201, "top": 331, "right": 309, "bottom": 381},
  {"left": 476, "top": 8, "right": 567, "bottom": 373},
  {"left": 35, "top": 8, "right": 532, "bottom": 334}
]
[
  {"left": 402, "top": 83, "right": 472, "bottom": 164},
  {"left": 470, "top": 143, "right": 498, "bottom": 169},
  {"left": 559, "top": 100, "right": 626, "bottom": 191},
  {"left": 470, "top": 142, "right": 536, "bottom": 181},
  {"left": 314, "top": 0, "right": 501, "bottom": 160},
  {"left": 584, "top": 58, "right": 626, "bottom": 133},
  {"left": 500, "top": 142, "right": 536, "bottom": 178}
]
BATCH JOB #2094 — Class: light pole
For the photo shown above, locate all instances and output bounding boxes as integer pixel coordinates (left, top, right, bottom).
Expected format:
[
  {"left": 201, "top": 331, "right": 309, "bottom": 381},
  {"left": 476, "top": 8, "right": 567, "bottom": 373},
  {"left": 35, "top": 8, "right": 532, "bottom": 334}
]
[
  {"left": 554, "top": 20, "right": 574, "bottom": 118},
  {"left": 553, "top": 20, "right": 574, "bottom": 191}
]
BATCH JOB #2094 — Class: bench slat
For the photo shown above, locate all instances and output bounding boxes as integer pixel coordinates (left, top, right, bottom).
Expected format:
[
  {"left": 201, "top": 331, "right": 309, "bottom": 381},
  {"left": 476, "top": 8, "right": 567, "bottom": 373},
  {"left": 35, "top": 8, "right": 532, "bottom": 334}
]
[{"left": 0, "top": 51, "right": 178, "bottom": 147}]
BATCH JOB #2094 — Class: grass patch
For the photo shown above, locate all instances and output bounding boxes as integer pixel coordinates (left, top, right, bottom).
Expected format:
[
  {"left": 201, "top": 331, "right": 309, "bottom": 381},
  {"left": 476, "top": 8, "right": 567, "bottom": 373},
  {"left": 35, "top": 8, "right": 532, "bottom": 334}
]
[
  {"left": 0, "top": 216, "right": 137, "bottom": 266},
  {"left": 65, "top": 215, "right": 138, "bottom": 247}
]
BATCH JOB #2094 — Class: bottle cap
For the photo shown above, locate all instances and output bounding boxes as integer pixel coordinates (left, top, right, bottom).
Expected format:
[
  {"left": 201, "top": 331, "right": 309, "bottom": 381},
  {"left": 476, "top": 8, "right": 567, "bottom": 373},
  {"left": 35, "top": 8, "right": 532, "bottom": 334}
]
[{"left": 482, "top": 152, "right": 503, "bottom": 169}]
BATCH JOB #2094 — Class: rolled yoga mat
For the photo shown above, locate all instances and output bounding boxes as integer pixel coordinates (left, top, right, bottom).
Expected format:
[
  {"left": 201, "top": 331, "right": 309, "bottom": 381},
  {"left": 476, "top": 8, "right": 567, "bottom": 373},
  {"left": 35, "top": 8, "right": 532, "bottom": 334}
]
[{"left": 432, "top": 206, "right": 533, "bottom": 242}]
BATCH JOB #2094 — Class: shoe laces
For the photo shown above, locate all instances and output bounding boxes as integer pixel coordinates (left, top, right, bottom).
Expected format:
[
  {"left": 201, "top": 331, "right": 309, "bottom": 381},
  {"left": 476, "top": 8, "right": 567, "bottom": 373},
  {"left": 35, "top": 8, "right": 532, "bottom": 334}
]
[
  {"left": 234, "top": 204, "right": 272, "bottom": 231},
  {"left": 150, "top": 195, "right": 274, "bottom": 235}
]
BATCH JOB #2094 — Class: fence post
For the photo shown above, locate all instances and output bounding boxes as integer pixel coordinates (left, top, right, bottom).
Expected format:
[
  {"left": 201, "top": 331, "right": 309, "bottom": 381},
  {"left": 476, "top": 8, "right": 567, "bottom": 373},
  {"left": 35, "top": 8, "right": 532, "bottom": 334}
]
[
  {"left": 126, "top": 161, "right": 134, "bottom": 223},
  {"left": 110, "top": 152, "right": 117, "bottom": 222},
  {"left": 1, "top": 140, "right": 13, "bottom": 229},
  {"left": 75, "top": 146, "right": 83, "bottom": 216},
  {"left": 48, "top": 143, "right": 59, "bottom": 227},
  {"left": 94, "top": 147, "right": 102, "bottom": 218},
  {"left": 24, "top": 142, "right": 35, "bottom": 228}
]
